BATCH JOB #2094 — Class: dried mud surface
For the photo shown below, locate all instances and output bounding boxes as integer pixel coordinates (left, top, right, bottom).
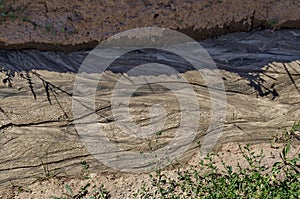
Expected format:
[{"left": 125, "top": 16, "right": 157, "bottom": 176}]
[{"left": 0, "top": 29, "right": 299, "bottom": 198}]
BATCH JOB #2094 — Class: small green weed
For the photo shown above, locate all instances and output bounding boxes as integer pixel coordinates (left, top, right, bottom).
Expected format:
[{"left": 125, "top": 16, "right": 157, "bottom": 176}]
[
  {"left": 80, "top": 160, "right": 90, "bottom": 179},
  {"left": 267, "top": 18, "right": 279, "bottom": 29},
  {"left": 50, "top": 183, "right": 110, "bottom": 199}
]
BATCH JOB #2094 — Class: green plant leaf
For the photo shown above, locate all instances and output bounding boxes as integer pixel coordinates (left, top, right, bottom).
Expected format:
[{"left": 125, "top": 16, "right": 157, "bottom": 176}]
[
  {"left": 85, "top": 196, "right": 95, "bottom": 199},
  {"left": 282, "top": 141, "right": 291, "bottom": 160},
  {"left": 65, "top": 184, "right": 73, "bottom": 196}
]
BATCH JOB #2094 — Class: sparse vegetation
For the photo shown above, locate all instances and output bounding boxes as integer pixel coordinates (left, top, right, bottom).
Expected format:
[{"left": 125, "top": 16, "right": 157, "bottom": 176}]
[
  {"left": 0, "top": 0, "right": 9, "bottom": 18},
  {"left": 51, "top": 183, "right": 110, "bottom": 199},
  {"left": 0, "top": 0, "right": 28, "bottom": 22},
  {"left": 33, "top": 153, "right": 60, "bottom": 181},
  {"left": 267, "top": 18, "right": 280, "bottom": 29},
  {"left": 0, "top": 0, "right": 68, "bottom": 35},
  {"left": 134, "top": 121, "right": 300, "bottom": 198},
  {"left": 50, "top": 160, "right": 110, "bottom": 199}
]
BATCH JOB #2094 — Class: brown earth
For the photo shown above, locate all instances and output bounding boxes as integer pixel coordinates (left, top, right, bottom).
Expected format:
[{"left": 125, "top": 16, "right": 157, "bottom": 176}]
[{"left": 0, "top": 0, "right": 299, "bottom": 51}]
